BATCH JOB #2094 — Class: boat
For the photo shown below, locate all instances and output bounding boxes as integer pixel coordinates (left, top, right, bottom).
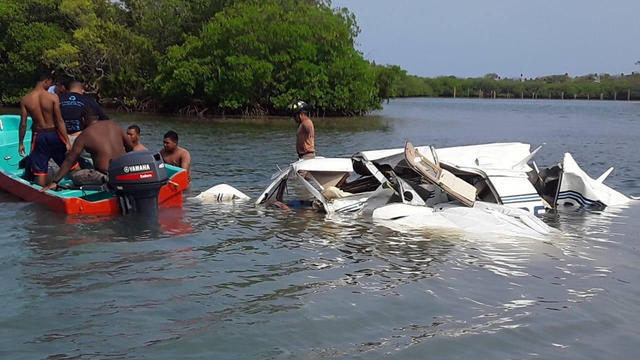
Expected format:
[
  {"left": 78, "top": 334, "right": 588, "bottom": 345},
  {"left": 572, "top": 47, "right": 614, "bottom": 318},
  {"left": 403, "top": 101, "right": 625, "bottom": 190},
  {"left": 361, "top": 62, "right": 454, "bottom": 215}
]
[{"left": 0, "top": 114, "right": 189, "bottom": 215}]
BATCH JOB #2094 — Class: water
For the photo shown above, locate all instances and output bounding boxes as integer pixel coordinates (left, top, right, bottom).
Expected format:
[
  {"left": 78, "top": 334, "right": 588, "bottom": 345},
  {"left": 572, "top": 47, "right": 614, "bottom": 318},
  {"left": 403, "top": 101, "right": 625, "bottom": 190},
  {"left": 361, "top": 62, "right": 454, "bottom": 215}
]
[{"left": 1, "top": 98, "right": 639, "bottom": 359}]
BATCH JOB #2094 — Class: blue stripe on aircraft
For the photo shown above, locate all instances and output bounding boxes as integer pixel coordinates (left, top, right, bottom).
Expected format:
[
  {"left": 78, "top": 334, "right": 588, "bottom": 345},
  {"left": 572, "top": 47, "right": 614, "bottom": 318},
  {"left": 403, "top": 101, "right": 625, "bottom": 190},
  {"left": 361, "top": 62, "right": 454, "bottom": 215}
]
[
  {"left": 503, "top": 196, "right": 541, "bottom": 200},
  {"left": 501, "top": 193, "right": 542, "bottom": 203},
  {"left": 557, "top": 190, "right": 604, "bottom": 207}
]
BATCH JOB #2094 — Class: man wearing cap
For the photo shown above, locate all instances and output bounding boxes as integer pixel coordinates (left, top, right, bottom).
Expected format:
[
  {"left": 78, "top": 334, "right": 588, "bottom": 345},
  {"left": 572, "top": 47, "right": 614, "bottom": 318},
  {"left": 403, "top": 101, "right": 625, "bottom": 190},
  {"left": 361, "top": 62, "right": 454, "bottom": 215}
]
[{"left": 291, "top": 100, "right": 315, "bottom": 159}]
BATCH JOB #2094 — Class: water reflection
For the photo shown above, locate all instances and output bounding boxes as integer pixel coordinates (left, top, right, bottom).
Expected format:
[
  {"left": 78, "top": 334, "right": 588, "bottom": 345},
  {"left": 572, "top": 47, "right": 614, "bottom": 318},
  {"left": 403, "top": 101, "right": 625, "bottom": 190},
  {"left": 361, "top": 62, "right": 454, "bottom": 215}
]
[
  {"left": 23, "top": 207, "right": 193, "bottom": 252},
  {"left": 105, "top": 193, "right": 635, "bottom": 359}
]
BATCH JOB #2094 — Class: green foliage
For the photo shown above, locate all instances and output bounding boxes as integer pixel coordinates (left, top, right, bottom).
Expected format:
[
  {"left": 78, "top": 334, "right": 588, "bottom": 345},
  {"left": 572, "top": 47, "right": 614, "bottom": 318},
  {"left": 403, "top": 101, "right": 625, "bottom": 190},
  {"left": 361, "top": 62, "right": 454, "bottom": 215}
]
[
  {"left": 396, "top": 75, "right": 434, "bottom": 97},
  {"left": 3, "top": 0, "right": 637, "bottom": 113},
  {"left": 39, "top": 3, "right": 155, "bottom": 100},
  {"left": 374, "top": 64, "right": 405, "bottom": 99},
  {"left": 0, "top": 16, "right": 69, "bottom": 101},
  {"left": 120, "top": 0, "right": 229, "bottom": 51},
  {"left": 0, "top": 0, "right": 382, "bottom": 114},
  {"left": 154, "top": 0, "right": 379, "bottom": 114},
  {"left": 389, "top": 72, "right": 640, "bottom": 101}
]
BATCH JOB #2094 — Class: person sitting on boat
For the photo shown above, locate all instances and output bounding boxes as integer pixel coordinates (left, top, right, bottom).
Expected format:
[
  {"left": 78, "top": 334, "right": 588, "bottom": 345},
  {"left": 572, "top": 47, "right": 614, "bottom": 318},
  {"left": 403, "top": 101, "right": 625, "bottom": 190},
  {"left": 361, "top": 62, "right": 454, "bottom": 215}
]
[
  {"left": 59, "top": 80, "right": 109, "bottom": 145},
  {"left": 19, "top": 72, "right": 71, "bottom": 187},
  {"left": 41, "top": 107, "right": 134, "bottom": 191},
  {"left": 126, "top": 124, "right": 148, "bottom": 151},
  {"left": 290, "top": 100, "right": 315, "bottom": 159},
  {"left": 160, "top": 130, "right": 190, "bottom": 173}
]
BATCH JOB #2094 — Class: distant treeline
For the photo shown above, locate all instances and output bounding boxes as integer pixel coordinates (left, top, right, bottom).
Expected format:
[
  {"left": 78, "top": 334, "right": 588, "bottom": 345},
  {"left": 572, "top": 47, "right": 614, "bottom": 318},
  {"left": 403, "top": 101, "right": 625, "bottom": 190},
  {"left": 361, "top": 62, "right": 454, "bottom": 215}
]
[
  {"left": 2, "top": 1, "right": 638, "bottom": 117},
  {"left": 0, "top": 0, "right": 382, "bottom": 115},
  {"left": 374, "top": 66, "right": 640, "bottom": 101}
]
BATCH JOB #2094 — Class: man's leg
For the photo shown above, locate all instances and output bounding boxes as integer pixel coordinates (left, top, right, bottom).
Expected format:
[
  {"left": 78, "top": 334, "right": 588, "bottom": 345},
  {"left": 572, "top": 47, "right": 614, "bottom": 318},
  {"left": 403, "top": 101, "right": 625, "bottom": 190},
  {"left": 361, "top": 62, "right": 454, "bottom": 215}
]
[
  {"left": 29, "top": 133, "right": 51, "bottom": 188},
  {"left": 29, "top": 130, "right": 68, "bottom": 188},
  {"left": 35, "top": 174, "right": 47, "bottom": 187}
]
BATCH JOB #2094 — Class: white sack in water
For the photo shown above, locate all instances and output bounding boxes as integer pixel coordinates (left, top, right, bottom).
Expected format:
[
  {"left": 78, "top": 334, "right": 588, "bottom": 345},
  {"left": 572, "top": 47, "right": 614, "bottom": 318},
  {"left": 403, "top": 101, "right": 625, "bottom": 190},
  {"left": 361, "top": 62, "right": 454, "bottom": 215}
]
[{"left": 195, "top": 184, "right": 250, "bottom": 202}]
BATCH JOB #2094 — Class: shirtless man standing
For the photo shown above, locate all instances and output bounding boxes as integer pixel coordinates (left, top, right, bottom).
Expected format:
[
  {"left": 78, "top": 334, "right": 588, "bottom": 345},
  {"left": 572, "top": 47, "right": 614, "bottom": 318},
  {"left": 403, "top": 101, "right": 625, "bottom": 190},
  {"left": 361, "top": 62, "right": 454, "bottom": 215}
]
[
  {"left": 290, "top": 100, "right": 315, "bottom": 159},
  {"left": 19, "top": 73, "right": 71, "bottom": 187},
  {"left": 160, "top": 130, "right": 190, "bottom": 173},
  {"left": 126, "top": 124, "right": 148, "bottom": 151},
  {"left": 42, "top": 108, "right": 134, "bottom": 191}
]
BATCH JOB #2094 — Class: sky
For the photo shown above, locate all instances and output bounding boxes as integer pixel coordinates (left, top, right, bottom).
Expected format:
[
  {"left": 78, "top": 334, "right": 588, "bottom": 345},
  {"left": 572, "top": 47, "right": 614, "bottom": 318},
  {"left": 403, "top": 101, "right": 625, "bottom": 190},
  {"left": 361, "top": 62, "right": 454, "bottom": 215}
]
[{"left": 331, "top": 0, "right": 640, "bottom": 78}]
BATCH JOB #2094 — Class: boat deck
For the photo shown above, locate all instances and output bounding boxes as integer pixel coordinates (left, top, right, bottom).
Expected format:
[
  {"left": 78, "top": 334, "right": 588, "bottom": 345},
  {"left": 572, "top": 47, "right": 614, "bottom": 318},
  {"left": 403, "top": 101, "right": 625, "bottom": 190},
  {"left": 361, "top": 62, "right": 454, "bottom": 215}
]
[{"left": 0, "top": 115, "right": 188, "bottom": 214}]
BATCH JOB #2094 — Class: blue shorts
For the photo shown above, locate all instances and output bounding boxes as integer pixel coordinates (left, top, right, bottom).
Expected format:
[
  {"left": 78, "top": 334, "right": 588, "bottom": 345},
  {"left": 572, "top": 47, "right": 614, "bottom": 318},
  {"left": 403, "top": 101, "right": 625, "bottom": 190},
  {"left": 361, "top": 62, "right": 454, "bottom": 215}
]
[{"left": 30, "top": 128, "right": 68, "bottom": 176}]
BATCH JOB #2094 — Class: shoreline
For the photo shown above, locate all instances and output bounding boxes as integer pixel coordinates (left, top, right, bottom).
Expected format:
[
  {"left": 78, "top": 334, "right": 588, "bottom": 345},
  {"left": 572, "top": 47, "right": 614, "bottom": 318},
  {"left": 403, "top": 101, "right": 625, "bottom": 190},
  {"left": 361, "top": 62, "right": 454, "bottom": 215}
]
[
  {"left": 2, "top": 96, "right": 638, "bottom": 123},
  {"left": 389, "top": 95, "right": 640, "bottom": 102}
]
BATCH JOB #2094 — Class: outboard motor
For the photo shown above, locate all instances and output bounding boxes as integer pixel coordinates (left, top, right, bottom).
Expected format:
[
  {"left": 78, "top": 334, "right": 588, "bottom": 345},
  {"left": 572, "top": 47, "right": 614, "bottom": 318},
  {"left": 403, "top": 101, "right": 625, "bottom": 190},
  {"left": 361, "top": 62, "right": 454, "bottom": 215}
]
[{"left": 108, "top": 151, "right": 169, "bottom": 216}]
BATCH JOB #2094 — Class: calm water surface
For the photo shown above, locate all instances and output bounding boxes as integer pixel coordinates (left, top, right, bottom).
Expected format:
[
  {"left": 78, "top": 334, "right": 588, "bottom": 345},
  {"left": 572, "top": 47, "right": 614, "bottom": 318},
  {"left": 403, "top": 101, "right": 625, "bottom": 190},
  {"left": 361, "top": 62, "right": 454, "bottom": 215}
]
[{"left": 1, "top": 98, "right": 639, "bottom": 359}]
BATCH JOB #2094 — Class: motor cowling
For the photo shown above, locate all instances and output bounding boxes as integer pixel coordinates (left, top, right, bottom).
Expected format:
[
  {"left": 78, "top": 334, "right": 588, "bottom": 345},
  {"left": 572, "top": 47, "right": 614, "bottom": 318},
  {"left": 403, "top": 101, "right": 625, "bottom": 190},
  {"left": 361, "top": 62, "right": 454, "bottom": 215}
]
[{"left": 108, "top": 151, "right": 169, "bottom": 216}]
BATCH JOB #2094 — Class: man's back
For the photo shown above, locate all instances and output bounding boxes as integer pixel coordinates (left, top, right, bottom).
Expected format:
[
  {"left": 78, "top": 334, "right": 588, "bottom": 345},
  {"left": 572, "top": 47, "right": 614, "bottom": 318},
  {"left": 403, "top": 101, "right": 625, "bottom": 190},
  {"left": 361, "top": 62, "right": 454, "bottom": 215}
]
[
  {"left": 60, "top": 92, "right": 109, "bottom": 129},
  {"left": 296, "top": 117, "right": 315, "bottom": 158},
  {"left": 19, "top": 78, "right": 72, "bottom": 186},
  {"left": 59, "top": 92, "right": 87, "bottom": 134},
  {"left": 77, "top": 120, "right": 129, "bottom": 172},
  {"left": 21, "top": 89, "right": 59, "bottom": 130}
]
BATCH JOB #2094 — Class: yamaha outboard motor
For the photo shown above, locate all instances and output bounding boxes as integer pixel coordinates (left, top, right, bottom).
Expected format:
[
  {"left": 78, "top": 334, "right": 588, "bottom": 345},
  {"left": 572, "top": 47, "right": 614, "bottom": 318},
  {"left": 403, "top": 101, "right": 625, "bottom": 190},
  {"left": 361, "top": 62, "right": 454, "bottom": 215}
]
[{"left": 108, "top": 151, "right": 169, "bottom": 216}]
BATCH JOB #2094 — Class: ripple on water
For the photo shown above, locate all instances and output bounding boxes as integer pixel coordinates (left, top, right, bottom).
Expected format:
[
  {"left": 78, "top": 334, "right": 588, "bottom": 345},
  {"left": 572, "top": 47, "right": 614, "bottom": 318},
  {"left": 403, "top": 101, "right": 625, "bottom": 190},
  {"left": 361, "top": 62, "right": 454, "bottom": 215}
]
[{"left": 1, "top": 100, "right": 640, "bottom": 359}]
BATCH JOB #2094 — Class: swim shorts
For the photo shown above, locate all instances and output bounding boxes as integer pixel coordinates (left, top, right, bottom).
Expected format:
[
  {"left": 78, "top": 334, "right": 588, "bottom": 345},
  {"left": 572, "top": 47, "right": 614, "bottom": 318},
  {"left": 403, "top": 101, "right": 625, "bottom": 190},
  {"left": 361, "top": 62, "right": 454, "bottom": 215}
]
[{"left": 30, "top": 128, "right": 68, "bottom": 176}]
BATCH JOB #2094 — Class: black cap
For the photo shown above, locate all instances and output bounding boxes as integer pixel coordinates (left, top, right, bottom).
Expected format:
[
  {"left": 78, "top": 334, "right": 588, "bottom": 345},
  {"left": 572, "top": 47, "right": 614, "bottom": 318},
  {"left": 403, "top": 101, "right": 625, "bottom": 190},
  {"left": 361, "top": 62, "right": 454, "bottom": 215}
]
[{"left": 289, "top": 100, "right": 310, "bottom": 115}]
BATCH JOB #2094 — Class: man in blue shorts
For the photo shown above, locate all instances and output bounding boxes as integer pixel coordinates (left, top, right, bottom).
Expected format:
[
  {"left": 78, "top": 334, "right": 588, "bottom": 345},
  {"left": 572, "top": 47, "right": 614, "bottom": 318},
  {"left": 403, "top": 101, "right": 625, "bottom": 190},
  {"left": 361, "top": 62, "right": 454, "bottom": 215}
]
[{"left": 19, "top": 72, "right": 71, "bottom": 187}]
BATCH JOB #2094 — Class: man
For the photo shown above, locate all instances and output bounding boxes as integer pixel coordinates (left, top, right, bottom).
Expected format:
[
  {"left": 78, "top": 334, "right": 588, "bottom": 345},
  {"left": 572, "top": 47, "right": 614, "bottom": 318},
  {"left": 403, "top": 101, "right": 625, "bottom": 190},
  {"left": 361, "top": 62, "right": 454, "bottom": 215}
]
[
  {"left": 59, "top": 80, "right": 109, "bottom": 144},
  {"left": 126, "top": 124, "right": 148, "bottom": 151},
  {"left": 291, "top": 100, "right": 315, "bottom": 159},
  {"left": 47, "top": 79, "right": 66, "bottom": 96},
  {"left": 41, "top": 108, "right": 134, "bottom": 191},
  {"left": 160, "top": 130, "right": 190, "bottom": 172},
  {"left": 19, "top": 72, "right": 71, "bottom": 187}
]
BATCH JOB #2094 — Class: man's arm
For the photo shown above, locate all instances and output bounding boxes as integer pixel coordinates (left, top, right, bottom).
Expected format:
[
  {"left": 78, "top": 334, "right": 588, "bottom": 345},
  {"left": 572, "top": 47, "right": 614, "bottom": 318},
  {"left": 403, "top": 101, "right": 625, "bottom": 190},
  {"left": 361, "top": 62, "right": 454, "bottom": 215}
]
[
  {"left": 41, "top": 138, "right": 84, "bottom": 191},
  {"left": 180, "top": 149, "right": 191, "bottom": 173},
  {"left": 18, "top": 101, "right": 27, "bottom": 156},
  {"left": 52, "top": 95, "right": 70, "bottom": 150},
  {"left": 305, "top": 121, "right": 314, "bottom": 139},
  {"left": 122, "top": 129, "right": 134, "bottom": 152},
  {"left": 89, "top": 98, "right": 109, "bottom": 120}
]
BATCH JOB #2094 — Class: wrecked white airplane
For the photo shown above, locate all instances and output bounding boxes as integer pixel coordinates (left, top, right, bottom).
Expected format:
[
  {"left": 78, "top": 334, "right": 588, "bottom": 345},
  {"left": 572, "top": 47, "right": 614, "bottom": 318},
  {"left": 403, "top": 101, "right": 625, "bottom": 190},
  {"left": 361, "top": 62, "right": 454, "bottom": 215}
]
[{"left": 199, "top": 142, "right": 635, "bottom": 238}]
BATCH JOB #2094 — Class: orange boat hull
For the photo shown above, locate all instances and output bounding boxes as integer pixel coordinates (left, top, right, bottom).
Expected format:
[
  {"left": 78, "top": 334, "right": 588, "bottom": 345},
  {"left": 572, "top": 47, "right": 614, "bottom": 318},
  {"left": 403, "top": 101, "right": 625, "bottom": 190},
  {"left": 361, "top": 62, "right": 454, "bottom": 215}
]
[{"left": 0, "top": 168, "right": 189, "bottom": 215}]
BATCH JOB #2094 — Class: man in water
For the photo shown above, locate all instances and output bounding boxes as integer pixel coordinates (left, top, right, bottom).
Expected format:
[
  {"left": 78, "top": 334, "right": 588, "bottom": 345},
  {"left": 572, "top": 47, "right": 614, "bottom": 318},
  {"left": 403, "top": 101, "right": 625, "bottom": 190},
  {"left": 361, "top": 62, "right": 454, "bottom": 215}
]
[
  {"left": 41, "top": 108, "right": 134, "bottom": 191},
  {"left": 126, "top": 124, "right": 148, "bottom": 151},
  {"left": 160, "top": 130, "right": 191, "bottom": 173},
  {"left": 19, "top": 72, "right": 71, "bottom": 187},
  {"left": 291, "top": 100, "right": 315, "bottom": 159},
  {"left": 59, "top": 80, "right": 109, "bottom": 144}
]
